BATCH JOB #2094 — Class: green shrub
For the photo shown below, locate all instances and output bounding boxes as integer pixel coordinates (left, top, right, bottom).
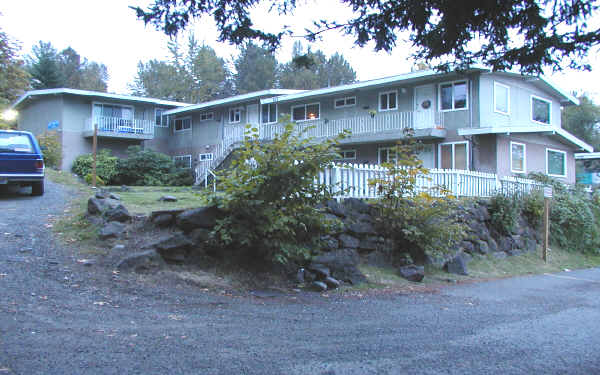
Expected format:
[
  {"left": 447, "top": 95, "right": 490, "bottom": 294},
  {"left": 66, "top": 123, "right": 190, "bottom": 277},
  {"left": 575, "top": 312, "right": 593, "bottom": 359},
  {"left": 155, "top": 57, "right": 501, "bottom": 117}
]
[
  {"left": 521, "top": 191, "right": 544, "bottom": 228},
  {"left": 115, "top": 146, "right": 176, "bottom": 186},
  {"left": 550, "top": 190, "right": 600, "bottom": 253},
  {"left": 84, "top": 173, "right": 105, "bottom": 186},
  {"left": 169, "top": 168, "right": 195, "bottom": 186},
  {"left": 488, "top": 193, "right": 521, "bottom": 235},
  {"left": 370, "top": 130, "right": 465, "bottom": 262},
  {"left": 72, "top": 149, "right": 119, "bottom": 184},
  {"left": 208, "top": 119, "right": 348, "bottom": 264},
  {"left": 36, "top": 131, "right": 62, "bottom": 168}
]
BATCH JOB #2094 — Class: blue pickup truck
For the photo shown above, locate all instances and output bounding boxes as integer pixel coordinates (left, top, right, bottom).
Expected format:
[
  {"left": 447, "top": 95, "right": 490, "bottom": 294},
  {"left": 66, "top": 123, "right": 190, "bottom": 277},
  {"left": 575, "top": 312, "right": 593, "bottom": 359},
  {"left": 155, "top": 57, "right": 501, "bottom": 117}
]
[{"left": 0, "top": 130, "right": 45, "bottom": 196}]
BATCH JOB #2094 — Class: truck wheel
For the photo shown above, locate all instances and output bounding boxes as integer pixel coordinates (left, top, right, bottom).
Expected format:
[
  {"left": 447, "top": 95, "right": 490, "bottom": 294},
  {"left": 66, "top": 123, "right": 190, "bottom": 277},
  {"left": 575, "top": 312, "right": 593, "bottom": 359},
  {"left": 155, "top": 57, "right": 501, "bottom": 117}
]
[{"left": 31, "top": 181, "right": 44, "bottom": 196}]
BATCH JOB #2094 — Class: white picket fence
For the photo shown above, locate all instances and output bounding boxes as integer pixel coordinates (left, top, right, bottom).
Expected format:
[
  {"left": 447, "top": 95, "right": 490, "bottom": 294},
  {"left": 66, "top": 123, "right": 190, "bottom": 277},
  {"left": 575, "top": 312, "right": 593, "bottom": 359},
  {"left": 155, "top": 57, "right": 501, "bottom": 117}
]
[{"left": 317, "top": 163, "right": 544, "bottom": 199}]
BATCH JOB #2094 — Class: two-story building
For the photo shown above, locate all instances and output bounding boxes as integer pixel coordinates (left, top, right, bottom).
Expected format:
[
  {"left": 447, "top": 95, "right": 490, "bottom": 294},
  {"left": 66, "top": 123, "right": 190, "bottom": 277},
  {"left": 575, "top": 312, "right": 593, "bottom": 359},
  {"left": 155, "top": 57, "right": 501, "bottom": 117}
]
[{"left": 12, "top": 68, "right": 593, "bottom": 184}]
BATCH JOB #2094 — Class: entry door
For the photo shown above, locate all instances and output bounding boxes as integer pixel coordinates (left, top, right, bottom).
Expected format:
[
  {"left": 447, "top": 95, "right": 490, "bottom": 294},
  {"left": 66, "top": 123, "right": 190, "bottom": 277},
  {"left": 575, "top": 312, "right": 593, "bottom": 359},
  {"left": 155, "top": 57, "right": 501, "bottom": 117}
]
[
  {"left": 414, "top": 85, "right": 435, "bottom": 129},
  {"left": 246, "top": 104, "right": 259, "bottom": 125}
]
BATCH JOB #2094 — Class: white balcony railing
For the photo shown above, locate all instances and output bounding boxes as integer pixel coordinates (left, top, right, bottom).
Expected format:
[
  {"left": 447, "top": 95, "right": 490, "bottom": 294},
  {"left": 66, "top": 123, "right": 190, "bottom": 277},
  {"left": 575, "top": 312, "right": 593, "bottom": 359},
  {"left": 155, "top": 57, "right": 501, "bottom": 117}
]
[{"left": 85, "top": 116, "right": 155, "bottom": 136}]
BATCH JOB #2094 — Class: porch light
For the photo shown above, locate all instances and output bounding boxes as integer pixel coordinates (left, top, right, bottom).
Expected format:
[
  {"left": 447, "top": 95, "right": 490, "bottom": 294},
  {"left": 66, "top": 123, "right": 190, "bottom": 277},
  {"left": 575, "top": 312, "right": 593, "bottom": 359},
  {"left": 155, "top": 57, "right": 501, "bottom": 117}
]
[{"left": 1, "top": 109, "right": 17, "bottom": 121}]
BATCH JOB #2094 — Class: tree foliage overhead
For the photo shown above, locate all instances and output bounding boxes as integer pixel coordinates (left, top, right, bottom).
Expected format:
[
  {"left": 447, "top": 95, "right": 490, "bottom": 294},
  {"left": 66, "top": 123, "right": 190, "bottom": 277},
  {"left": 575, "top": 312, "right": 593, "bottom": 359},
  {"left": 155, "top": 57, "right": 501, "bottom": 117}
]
[
  {"left": 26, "top": 41, "right": 109, "bottom": 91},
  {"left": 562, "top": 95, "right": 600, "bottom": 151},
  {"left": 133, "top": 0, "right": 600, "bottom": 74},
  {"left": 234, "top": 42, "right": 278, "bottom": 94},
  {"left": 0, "top": 24, "right": 29, "bottom": 129}
]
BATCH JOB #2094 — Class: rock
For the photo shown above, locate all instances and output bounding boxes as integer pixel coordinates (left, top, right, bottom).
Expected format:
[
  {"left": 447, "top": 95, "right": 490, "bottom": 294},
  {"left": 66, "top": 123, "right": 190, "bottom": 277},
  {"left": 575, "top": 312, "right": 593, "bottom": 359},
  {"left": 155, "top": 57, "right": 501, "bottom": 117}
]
[
  {"left": 508, "top": 249, "right": 523, "bottom": 257},
  {"left": 343, "top": 198, "right": 371, "bottom": 214},
  {"left": 326, "top": 200, "right": 346, "bottom": 217},
  {"left": 99, "top": 221, "right": 126, "bottom": 240},
  {"left": 152, "top": 233, "right": 193, "bottom": 262},
  {"left": 176, "top": 206, "right": 221, "bottom": 231},
  {"left": 446, "top": 255, "right": 468, "bottom": 276},
  {"left": 103, "top": 204, "right": 131, "bottom": 223},
  {"left": 425, "top": 254, "right": 446, "bottom": 268},
  {"left": 338, "top": 234, "right": 360, "bottom": 249},
  {"left": 461, "top": 240, "right": 475, "bottom": 254},
  {"left": 323, "top": 276, "right": 340, "bottom": 289},
  {"left": 365, "top": 250, "right": 392, "bottom": 267},
  {"left": 479, "top": 204, "right": 491, "bottom": 221},
  {"left": 492, "top": 251, "right": 507, "bottom": 259},
  {"left": 152, "top": 213, "right": 174, "bottom": 227},
  {"left": 398, "top": 265, "right": 425, "bottom": 282},
  {"left": 511, "top": 235, "right": 524, "bottom": 249},
  {"left": 307, "top": 264, "right": 330, "bottom": 279},
  {"left": 459, "top": 252, "right": 473, "bottom": 264},
  {"left": 525, "top": 238, "right": 537, "bottom": 253},
  {"left": 116, "top": 250, "right": 166, "bottom": 272},
  {"left": 111, "top": 244, "right": 126, "bottom": 252},
  {"left": 88, "top": 196, "right": 120, "bottom": 216},
  {"left": 358, "top": 237, "right": 379, "bottom": 251},
  {"left": 158, "top": 195, "right": 178, "bottom": 202},
  {"left": 310, "top": 249, "right": 365, "bottom": 285},
  {"left": 347, "top": 221, "right": 376, "bottom": 236},
  {"left": 303, "top": 269, "right": 316, "bottom": 283},
  {"left": 320, "top": 235, "right": 339, "bottom": 251},
  {"left": 95, "top": 191, "right": 108, "bottom": 199},
  {"left": 498, "top": 237, "right": 514, "bottom": 252},
  {"left": 475, "top": 240, "right": 490, "bottom": 254},
  {"left": 311, "top": 281, "right": 328, "bottom": 292},
  {"left": 487, "top": 237, "right": 498, "bottom": 253},
  {"left": 108, "top": 193, "right": 120, "bottom": 200},
  {"left": 189, "top": 228, "right": 211, "bottom": 246}
]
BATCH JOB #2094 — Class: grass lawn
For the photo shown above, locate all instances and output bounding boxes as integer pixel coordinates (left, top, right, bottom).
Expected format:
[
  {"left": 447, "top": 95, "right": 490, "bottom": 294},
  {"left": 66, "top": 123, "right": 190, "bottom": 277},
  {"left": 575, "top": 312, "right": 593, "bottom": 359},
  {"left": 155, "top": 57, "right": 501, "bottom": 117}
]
[
  {"left": 114, "top": 186, "right": 209, "bottom": 215},
  {"left": 357, "top": 246, "right": 600, "bottom": 291}
]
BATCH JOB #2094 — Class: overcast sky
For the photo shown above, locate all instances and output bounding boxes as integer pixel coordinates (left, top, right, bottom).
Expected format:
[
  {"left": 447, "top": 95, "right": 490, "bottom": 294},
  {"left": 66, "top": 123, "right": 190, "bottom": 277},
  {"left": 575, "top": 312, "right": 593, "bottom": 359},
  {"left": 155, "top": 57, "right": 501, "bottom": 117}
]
[{"left": 2, "top": 0, "right": 599, "bottom": 102}]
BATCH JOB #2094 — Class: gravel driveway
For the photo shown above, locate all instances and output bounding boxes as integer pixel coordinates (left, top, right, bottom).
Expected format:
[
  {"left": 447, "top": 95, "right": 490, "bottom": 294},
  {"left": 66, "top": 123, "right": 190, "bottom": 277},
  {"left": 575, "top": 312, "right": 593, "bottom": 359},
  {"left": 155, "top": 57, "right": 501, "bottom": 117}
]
[{"left": 1, "top": 180, "right": 600, "bottom": 374}]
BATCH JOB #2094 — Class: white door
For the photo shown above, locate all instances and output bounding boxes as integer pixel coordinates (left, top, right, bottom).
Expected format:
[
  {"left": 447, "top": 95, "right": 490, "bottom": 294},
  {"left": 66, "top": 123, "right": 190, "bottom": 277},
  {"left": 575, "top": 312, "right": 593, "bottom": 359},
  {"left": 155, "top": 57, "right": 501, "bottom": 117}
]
[
  {"left": 246, "top": 104, "right": 259, "bottom": 125},
  {"left": 414, "top": 85, "right": 435, "bottom": 129}
]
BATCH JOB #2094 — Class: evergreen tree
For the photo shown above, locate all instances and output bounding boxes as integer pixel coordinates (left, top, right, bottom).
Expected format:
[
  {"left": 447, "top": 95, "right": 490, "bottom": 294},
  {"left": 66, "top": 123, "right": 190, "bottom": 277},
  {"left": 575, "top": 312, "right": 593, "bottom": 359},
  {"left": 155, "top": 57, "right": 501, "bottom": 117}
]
[
  {"left": 0, "top": 25, "right": 29, "bottom": 129},
  {"left": 234, "top": 42, "right": 278, "bottom": 93},
  {"left": 562, "top": 95, "right": 600, "bottom": 151},
  {"left": 26, "top": 41, "right": 62, "bottom": 89}
]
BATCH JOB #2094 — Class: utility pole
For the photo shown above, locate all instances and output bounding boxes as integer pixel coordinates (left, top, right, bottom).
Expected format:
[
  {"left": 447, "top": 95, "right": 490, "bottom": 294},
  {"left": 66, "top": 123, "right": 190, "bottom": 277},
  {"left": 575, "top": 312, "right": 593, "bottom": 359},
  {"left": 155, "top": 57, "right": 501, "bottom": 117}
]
[
  {"left": 92, "top": 122, "right": 98, "bottom": 188},
  {"left": 543, "top": 186, "right": 552, "bottom": 263}
]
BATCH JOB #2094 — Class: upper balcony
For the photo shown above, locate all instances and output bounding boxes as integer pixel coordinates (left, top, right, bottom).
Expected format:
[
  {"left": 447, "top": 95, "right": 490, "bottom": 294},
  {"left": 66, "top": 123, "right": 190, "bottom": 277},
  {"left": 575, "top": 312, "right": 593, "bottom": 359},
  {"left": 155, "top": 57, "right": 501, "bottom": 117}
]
[
  {"left": 224, "top": 110, "right": 446, "bottom": 144},
  {"left": 83, "top": 116, "right": 155, "bottom": 140}
]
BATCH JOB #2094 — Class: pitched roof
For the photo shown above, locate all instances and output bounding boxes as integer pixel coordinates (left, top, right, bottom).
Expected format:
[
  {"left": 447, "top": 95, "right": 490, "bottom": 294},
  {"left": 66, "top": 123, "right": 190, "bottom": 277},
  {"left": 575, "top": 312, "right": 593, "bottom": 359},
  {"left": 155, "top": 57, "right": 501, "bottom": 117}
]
[{"left": 11, "top": 88, "right": 190, "bottom": 109}]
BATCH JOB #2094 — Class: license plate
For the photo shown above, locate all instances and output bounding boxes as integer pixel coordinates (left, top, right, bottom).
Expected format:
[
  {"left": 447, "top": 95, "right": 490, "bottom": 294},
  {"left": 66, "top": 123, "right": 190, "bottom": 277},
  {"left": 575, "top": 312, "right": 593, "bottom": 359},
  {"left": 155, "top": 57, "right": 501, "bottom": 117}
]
[{"left": 0, "top": 178, "right": 7, "bottom": 184}]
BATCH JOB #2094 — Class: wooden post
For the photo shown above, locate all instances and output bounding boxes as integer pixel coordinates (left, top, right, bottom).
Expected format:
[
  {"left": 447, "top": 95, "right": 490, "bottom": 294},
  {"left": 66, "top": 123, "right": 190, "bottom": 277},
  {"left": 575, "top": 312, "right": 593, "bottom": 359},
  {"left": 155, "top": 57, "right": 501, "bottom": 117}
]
[
  {"left": 542, "top": 186, "right": 552, "bottom": 263},
  {"left": 92, "top": 123, "right": 98, "bottom": 188}
]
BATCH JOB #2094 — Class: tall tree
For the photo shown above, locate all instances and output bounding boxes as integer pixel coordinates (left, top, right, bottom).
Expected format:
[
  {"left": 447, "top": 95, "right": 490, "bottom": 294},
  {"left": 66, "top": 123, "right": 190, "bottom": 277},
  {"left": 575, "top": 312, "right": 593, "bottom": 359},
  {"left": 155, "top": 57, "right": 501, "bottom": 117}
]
[
  {"left": 0, "top": 25, "right": 29, "bottom": 129},
  {"left": 129, "top": 59, "right": 189, "bottom": 101},
  {"left": 562, "top": 95, "right": 600, "bottom": 151},
  {"left": 320, "top": 53, "right": 356, "bottom": 87},
  {"left": 134, "top": 0, "right": 600, "bottom": 74},
  {"left": 26, "top": 41, "right": 62, "bottom": 89},
  {"left": 234, "top": 42, "right": 278, "bottom": 93},
  {"left": 185, "top": 36, "right": 229, "bottom": 102}
]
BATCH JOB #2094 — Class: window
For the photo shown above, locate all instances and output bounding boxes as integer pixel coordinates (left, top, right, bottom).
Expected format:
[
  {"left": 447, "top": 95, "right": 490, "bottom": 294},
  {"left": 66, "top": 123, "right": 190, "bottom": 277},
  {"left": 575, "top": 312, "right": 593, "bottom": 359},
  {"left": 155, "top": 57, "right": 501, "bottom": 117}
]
[
  {"left": 546, "top": 148, "right": 566, "bottom": 177},
  {"left": 494, "top": 82, "right": 510, "bottom": 115},
  {"left": 336, "top": 149, "right": 357, "bottom": 160},
  {"left": 531, "top": 95, "right": 551, "bottom": 125},
  {"left": 200, "top": 112, "right": 214, "bottom": 122},
  {"left": 510, "top": 142, "right": 526, "bottom": 173},
  {"left": 199, "top": 153, "right": 213, "bottom": 161},
  {"left": 174, "top": 155, "right": 192, "bottom": 169},
  {"left": 174, "top": 117, "right": 191, "bottom": 132},
  {"left": 93, "top": 103, "right": 133, "bottom": 120},
  {"left": 291, "top": 103, "right": 320, "bottom": 121},
  {"left": 334, "top": 96, "right": 357, "bottom": 109},
  {"left": 378, "top": 147, "right": 398, "bottom": 164},
  {"left": 439, "top": 81, "right": 468, "bottom": 111},
  {"left": 439, "top": 142, "right": 468, "bottom": 170},
  {"left": 154, "top": 108, "right": 168, "bottom": 127},
  {"left": 379, "top": 91, "right": 397, "bottom": 111},
  {"left": 229, "top": 107, "right": 242, "bottom": 123},
  {"left": 261, "top": 103, "right": 277, "bottom": 124}
]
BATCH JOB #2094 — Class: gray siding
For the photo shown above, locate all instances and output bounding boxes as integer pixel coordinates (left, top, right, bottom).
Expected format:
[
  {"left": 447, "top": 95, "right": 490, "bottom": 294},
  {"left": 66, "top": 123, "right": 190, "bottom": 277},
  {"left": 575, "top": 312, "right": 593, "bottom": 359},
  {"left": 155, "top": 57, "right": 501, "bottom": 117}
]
[{"left": 478, "top": 73, "right": 563, "bottom": 128}]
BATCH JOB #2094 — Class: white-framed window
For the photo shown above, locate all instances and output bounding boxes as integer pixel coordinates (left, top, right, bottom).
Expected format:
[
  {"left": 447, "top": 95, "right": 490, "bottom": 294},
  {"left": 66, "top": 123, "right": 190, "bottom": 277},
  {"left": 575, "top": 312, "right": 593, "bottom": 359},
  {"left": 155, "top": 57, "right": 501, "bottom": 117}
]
[
  {"left": 494, "top": 82, "right": 510, "bottom": 115},
  {"left": 174, "top": 117, "right": 192, "bottom": 132},
  {"left": 531, "top": 95, "right": 551, "bottom": 125},
  {"left": 510, "top": 141, "right": 526, "bottom": 173},
  {"left": 379, "top": 90, "right": 397, "bottom": 111},
  {"left": 336, "top": 149, "right": 357, "bottom": 160},
  {"left": 199, "top": 153, "right": 214, "bottom": 161},
  {"left": 173, "top": 155, "right": 192, "bottom": 169},
  {"left": 546, "top": 148, "right": 567, "bottom": 177},
  {"left": 334, "top": 96, "right": 357, "bottom": 109},
  {"left": 200, "top": 112, "right": 214, "bottom": 122},
  {"left": 378, "top": 147, "right": 398, "bottom": 164},
  {"left": 438, "top": 141, "right": 469, "bottom": 170},
  {"left": 93, "top": 102, "right": 134, "bottom": 121},
  {"left": 261, "top": 103, "right": 277, "bottom": 124},
  {"left": 229, "top": 107, "right": 242, "bottom": 123},
  {"left": 154, "top": 108, "right": 168, "bottom": 127},
  {"left": 291, "top": 103, "right": 320, "bottom": 121},
  {"left": 439, "top": 80, "right": 468, "bottom": 111}
]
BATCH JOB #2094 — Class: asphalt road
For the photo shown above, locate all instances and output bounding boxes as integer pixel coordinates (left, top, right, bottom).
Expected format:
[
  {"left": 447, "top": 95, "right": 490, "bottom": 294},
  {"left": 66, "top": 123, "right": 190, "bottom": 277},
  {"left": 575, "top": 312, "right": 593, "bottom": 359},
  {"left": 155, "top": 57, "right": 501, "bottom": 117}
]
[{"left": 1, "top": 181, "right": 600, "bottom": 375}]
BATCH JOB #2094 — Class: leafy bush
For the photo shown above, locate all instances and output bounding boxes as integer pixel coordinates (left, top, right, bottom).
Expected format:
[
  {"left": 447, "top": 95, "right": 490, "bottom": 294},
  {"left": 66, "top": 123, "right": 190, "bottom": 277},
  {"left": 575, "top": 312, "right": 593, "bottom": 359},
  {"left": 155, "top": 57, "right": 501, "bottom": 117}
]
[
  {"left": 488, "top": 193, "right": 521, "bottom": 235},
  {"left": 169, "top": 168, "right": 195, "bottom": 186},
  {"left": 115, "top": 146, "right": 175, "bottom": 186},
  {"left": 521, "top": 191, "right": 544, "bottom": 228},
  {"left": 208, "top": 119, "right": 347, "bottom": 264},
  {"left": 84, "top": 173, "right": 105, "bottom": 186},
  {"left": 71, "top": 149, "right": 119, "bottom": 184},
  {"left": 369, "top": 130, "right": 465, "bottom": 262},
  {"left": 36, "top": 131, "right": 62, "bottom": 168},
  {"left": 550, "top": 190, "right": 600, "bottom": 253}
]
